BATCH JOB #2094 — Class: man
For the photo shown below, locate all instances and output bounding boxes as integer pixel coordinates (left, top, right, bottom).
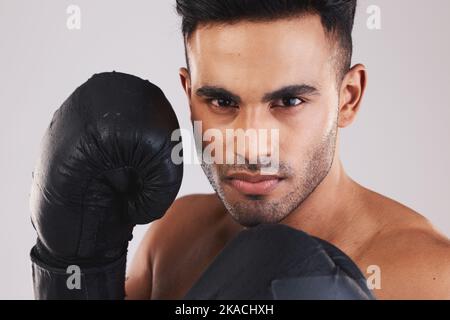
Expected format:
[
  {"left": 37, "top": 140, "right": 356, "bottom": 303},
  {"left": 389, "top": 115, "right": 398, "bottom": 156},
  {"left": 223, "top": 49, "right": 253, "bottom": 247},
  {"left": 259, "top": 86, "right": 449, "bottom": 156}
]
[{"left": 125, "top": 0, "right": 450, "bottom": 299}]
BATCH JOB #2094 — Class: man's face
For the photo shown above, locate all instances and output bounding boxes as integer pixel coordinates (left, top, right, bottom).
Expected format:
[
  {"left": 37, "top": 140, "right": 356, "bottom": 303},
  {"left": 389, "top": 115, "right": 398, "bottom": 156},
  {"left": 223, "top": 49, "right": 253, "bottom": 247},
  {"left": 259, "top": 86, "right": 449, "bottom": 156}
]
[{"left": 182, "top": 15, "right": 341, "bottom": 227}]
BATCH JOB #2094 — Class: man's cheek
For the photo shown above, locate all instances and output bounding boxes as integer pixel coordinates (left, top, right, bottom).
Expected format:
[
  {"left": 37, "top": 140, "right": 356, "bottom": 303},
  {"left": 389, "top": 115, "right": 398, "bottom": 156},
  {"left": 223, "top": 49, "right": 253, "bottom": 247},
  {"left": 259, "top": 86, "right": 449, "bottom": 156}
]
[{"left": 283, "top": 116, "right": 331, "bottom": 150}]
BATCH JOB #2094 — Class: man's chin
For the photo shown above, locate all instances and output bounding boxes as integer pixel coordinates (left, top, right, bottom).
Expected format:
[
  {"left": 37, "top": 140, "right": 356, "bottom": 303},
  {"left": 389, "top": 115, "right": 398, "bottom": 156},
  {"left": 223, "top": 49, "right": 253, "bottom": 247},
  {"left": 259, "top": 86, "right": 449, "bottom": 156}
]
[
  {"left": 226, "top": 205, "right": 284, "bottom": 228},
  {"left": 218, "top": 185, "right": 293, "bottom": 226},
  {"left": 231, "top": 216, "right": 269, "bottom": 228}
]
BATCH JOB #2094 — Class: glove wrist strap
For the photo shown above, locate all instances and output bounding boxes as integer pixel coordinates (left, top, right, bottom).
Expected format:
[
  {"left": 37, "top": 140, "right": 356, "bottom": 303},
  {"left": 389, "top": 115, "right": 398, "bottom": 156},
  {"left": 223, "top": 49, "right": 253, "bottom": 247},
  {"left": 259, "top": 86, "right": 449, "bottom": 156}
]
[{"left": 30, "top": 245, "right": 127, "bottom": 300}]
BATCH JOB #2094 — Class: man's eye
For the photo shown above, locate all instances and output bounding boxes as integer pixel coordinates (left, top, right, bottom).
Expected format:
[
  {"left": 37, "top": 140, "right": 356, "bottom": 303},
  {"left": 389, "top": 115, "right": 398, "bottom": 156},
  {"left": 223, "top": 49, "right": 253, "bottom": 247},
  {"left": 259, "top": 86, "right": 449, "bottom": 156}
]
[
  {"left": 273, "top": 97, "right": 304, "bottom": 108},
  {"left": 210, "top": 98, "right": 238, "bottom": 108}
]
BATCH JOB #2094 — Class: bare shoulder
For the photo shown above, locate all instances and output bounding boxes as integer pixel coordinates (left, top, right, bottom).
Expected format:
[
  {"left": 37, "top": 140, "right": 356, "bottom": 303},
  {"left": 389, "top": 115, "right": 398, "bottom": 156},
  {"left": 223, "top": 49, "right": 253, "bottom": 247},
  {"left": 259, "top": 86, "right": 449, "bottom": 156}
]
[
  {"left": 359, "top": 189, "right": 450, "bottom": 299},
  {"left": 151, "top": 193, "right": 229, "bottom": 236},
  {"left": 126, "top": 193, "right": 229, "bottom": 299},
  {"left": 136, "top": 193, "right": 241, "bottom": 299},
  {"left": 369, "top": 226, "right": 450, "bottom": 299},
  {"left": 145, "top": 193, "right": 231, "bottom": 257}
]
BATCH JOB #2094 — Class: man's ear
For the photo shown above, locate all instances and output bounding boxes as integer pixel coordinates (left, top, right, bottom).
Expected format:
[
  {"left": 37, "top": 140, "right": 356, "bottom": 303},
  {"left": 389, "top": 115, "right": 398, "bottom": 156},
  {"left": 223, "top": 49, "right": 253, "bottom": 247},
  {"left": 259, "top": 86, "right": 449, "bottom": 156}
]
[
  {"left": 338, "top": 64, "right": 367, "bottom": 128},
  {"left": 179, "top": 67, "right": 191, "bottom": 98}
]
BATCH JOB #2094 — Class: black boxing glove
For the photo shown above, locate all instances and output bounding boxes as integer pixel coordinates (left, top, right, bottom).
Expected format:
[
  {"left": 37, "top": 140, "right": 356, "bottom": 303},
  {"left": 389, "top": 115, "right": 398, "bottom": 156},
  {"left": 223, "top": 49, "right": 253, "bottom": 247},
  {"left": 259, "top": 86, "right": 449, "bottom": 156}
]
[
  {"left": 184, "top": 224, "right": 374, "bottom": 300},
  {"left": 29, "top": 71, "right": 183, "bottom": 299}
]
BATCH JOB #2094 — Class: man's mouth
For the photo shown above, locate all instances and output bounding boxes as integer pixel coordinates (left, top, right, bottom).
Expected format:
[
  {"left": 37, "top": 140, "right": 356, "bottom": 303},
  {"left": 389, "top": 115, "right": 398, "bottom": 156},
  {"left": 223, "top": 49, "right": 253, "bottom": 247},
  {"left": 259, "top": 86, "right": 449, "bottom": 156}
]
[{"left": 224, "top": 172, "right": 284, "bottom": 196}]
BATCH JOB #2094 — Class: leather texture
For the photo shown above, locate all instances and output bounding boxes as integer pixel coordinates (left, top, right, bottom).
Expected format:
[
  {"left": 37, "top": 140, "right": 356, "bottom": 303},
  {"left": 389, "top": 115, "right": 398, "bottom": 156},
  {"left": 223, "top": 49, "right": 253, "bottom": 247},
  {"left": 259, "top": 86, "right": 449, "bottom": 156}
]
[
  {"left": 184, "top": 224, "right": 375, "bottom": 300},
  {"left": 29, "top": 71, "right": 183, "bottom": 299}
]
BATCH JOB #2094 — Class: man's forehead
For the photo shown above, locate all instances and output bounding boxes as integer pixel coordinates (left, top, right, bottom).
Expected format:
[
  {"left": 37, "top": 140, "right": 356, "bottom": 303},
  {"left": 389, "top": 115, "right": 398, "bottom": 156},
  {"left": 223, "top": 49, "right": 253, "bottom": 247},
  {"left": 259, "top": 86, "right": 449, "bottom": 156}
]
[
  {"left": 187, "top": 15, "right": 330, "bottom": 63},
  {"left": 186, "top": 15, "right": 333, "bottom": 93}
]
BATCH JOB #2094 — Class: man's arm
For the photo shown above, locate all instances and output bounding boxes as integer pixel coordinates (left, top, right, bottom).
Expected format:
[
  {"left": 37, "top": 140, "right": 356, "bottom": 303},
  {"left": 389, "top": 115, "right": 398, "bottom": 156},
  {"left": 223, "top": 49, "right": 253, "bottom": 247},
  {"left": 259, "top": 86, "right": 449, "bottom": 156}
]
[
  {"left": 125, "top": 194, "right": 236, "bottom": 299},
  {"left": 125, "top": 195, "right": 194, "bottom": 300},
  {"left": 125, "top": 223, "right": 156, "bottom": 299}
]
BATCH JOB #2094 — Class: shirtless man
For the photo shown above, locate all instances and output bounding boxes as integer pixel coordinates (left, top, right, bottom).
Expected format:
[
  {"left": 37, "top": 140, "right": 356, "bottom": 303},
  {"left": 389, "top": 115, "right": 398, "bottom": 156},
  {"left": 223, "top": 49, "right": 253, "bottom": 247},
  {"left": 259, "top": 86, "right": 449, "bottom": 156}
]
[
  {"left": 125, "top": 0, "right": 450, "bottom": 299},
  {"left": 29, "top": 0, "right": 450, "bottom": 300}
]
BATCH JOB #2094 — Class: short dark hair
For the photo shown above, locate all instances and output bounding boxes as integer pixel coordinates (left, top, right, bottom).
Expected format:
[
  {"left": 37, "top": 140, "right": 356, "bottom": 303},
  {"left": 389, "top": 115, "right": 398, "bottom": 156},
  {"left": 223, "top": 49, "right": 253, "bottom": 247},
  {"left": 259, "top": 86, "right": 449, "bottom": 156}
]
[{"left": 176, "top": 0, "right": 357, "bottom": 81}]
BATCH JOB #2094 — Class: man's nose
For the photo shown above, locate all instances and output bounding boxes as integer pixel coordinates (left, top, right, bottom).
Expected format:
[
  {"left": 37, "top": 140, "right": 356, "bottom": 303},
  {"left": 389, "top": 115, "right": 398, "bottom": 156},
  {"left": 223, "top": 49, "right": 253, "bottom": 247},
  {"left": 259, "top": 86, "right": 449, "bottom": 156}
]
[{"left": 226, "top": 107, "right": 275, "bottom": 166}]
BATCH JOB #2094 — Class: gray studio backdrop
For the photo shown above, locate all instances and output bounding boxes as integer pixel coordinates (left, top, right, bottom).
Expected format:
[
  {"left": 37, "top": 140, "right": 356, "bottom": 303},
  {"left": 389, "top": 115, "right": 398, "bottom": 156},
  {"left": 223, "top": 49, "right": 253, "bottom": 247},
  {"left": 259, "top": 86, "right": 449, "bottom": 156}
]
[{"left": 0, "top": 0, "right": 449, "bottom": 299}]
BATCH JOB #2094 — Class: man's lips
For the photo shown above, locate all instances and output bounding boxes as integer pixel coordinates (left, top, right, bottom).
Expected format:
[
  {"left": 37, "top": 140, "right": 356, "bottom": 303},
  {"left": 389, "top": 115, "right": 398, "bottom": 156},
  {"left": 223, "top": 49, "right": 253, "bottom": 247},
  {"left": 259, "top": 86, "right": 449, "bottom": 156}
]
[{"left": 225, "top": 173, "right": 284, "bottom": 195}]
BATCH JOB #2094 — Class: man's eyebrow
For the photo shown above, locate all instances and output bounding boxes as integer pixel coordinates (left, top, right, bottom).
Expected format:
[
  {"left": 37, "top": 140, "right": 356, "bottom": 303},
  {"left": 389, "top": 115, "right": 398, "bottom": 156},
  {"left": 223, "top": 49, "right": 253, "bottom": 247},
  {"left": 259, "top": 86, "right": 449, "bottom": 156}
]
[
  {"left": 261, "top": 84, "right": 319, "bottom": 103},
  {"left": 195, "top": 84, "right": 319, "bottom": 104},
  {"left": 195, "top": 86, "right": 242, "bottom": 104}
]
